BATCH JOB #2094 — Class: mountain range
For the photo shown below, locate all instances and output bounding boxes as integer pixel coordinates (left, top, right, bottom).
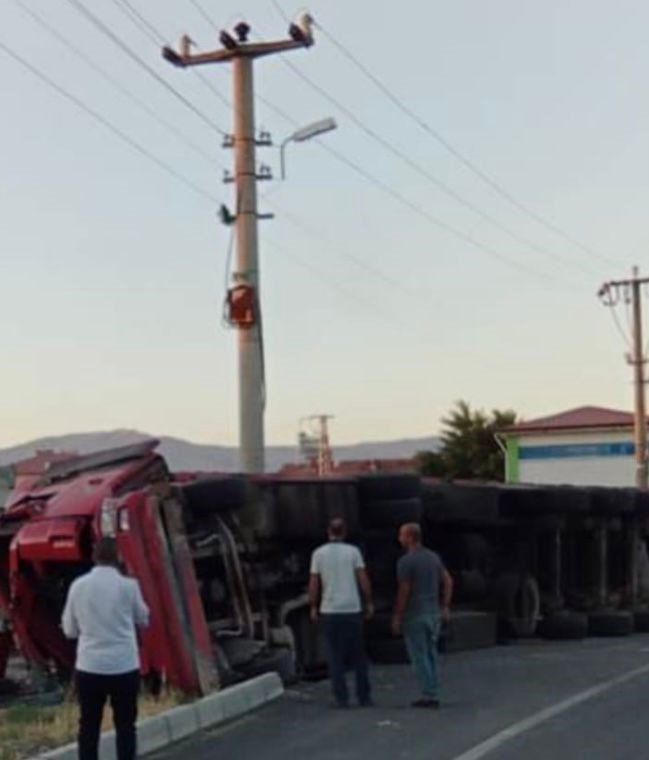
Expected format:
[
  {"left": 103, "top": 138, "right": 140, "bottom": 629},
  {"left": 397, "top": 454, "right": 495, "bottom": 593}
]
[{"left": 0, "top": 430, "right": 440, "bottom": 472}]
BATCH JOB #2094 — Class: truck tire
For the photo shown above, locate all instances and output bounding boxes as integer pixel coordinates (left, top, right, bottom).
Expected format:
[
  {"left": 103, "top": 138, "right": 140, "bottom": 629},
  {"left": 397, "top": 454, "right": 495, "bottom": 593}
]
[
  {"left": 634, "top": 609, "right": 649, "bottom": 633},
  {"left": 181, "top": 477, "right": 254, "bottom": 514},
  {"left": 357, "top": 474, "right": 421, "bottom": 502},
  {"left": 538, "top": 611, "right": 588, "bottom": 640},
  {"left": 588, "top": 610, "right": 634, "bottom": 637},
  {"left": 492, "top": 574, "right": 540, "bottom": 637},
  {"left": 361, "top": 498, "right": 422, "bottom": 529}
]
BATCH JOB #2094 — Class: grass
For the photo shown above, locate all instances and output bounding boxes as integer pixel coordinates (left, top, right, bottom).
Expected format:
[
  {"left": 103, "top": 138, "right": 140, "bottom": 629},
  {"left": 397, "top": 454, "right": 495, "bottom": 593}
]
[{"left": 0, "top": 688, "right": 185, "bottom": 760}]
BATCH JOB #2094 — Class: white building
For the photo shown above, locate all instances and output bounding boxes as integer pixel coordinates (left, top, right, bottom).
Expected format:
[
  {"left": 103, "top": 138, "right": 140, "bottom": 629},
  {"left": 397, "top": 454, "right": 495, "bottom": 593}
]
[{"left": 499, "top": 406, "right": 641, "bottom": 487}]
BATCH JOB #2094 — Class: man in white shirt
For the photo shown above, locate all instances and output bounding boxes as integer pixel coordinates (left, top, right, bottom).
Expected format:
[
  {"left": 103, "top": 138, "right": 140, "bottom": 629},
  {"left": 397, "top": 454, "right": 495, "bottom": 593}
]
[
  {"left": 62, "top": 537, "right": 149, "bottom": 760},
  {"left": 309, "top": 517, "right": 374, "bottom": 707}
]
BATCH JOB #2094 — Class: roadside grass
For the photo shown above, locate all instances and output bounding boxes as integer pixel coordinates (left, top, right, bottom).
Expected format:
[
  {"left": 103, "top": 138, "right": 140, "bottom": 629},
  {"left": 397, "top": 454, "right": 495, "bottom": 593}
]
[{"left": 0, "top": 688, "right": 184, "bottom": 760}]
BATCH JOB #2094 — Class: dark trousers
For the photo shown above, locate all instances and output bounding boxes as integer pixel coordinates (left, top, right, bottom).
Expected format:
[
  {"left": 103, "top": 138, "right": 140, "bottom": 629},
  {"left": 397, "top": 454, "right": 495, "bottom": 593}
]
[
  {"left": 322, "top": 613, "right": 371, "bottom": 706},
  {"left": 76, "top": 669, "right": 140, "bottom": 760}
]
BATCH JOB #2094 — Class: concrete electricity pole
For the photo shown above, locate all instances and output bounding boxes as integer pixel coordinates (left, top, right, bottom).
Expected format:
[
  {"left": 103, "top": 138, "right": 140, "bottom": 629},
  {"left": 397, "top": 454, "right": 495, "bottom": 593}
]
[
  {"left": 163, "top": 17, "right": 315, "bottom": 473},
  {"left": 599, "top": 267, "right": 649, "bottom": 489}
]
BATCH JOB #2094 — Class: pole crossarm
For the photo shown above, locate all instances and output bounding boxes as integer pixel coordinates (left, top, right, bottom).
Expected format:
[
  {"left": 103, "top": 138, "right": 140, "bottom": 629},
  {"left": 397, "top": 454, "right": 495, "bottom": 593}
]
[
  {"left": 599, "top": 276, "right": 649, "bottom": 296},
  {"left": 163, "top": 37, "right": 309, "bottom": 68}
]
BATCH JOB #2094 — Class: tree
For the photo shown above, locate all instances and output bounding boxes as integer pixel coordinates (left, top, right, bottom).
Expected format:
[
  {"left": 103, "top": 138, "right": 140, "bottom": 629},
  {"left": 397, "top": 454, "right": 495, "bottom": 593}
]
[{"left": 416, "top": 400, "right": 517, "bottom": 482}]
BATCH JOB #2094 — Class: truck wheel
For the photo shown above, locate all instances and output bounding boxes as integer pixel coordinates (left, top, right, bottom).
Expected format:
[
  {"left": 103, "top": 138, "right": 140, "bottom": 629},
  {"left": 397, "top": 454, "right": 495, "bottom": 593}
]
[
  {"left": 181, "top": 476, "right": 254, "bottom": 514},
  {"left": 361, "top": 498, "right": 422, "bottom": 529},
  {"left": 358, "top": 474, "right": 421, "bottom": 502},
  {"left": 493, "top": 574, "right": 540, "bottom": 637},
  {"left": 588, "top": 610, "right": 634, "bottom": 637},
  {"left": 538, "top": 611, "right": 588, "bottom": 640}
]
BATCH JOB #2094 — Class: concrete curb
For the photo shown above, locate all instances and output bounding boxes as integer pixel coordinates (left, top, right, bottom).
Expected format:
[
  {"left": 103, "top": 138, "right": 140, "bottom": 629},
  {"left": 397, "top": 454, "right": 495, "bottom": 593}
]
[{"left": 31, "top": 673, "right": 284, "bottom": 759}]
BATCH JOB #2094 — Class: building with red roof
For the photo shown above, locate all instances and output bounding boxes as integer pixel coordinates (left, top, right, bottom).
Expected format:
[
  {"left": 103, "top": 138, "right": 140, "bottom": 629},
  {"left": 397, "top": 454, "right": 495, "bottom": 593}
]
[{"left": 498, "top": 406, "right": 641, "bottom": 487}]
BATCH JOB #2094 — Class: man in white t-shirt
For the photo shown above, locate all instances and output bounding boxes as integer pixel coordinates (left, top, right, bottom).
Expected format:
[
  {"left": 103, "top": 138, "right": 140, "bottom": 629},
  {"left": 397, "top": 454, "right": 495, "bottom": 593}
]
[{"left": 309, "top": 517, "right": 374, "bottom": 707}]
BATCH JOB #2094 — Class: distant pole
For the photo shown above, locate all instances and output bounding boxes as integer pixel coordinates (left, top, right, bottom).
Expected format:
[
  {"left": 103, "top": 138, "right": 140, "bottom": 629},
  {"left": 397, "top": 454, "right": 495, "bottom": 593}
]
[
  {"left": 631, "top": 267, "right": 647, "bottom": 489},
  {"left": 598, "top": 266, "right": 649, "bottom": 488},
  {"left": 316, "top": 415, "right": 335, "bottom": 476},
  {"left": 163, "top": 17, "right": 315, "bottom": 473}
]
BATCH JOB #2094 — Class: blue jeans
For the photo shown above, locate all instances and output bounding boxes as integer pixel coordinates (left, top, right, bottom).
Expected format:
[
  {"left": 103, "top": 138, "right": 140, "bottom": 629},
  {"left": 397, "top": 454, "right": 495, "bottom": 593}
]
[
  {"left": 321, "top": 613, "right": 371, "bottom": 706},
  {"left": 403, "top": 612, "right": 441, "bottom": 699}
]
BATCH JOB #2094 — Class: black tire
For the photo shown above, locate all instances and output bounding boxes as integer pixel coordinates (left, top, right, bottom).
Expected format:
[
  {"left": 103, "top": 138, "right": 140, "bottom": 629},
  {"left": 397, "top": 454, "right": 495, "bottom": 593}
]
[
  {"left": 492, "top": 574, "right": 540, "bottom": 637},
  {"left": 357, "top": 474, "right": 421, "bottom": 502},
  {"left": 588, "top": 610, "right": 634, "bottom": 637},
  {"left": 361, "top": 498, "right": 422, "bottom": 529},
  {"left": 634, "top": 609, "right": 649, "bottom": 633},
  {"left": 181, "top": 476, "right": 254, "bottom": 514},
  {"left": 367, "top": 637, "right": 409, "bottom": 665},
  {"left": 440, "top": 611, "right": 497, "bottom": 653},
  {"left": 538, "top": 611, "right": 588, "bottom": 640}
]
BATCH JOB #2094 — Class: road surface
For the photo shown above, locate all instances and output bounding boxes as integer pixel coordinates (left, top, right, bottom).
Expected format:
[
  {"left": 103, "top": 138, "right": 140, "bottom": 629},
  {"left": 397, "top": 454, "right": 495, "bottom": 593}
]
[{"left": 152, "top": 636, "right": 649, "bottom": 760}]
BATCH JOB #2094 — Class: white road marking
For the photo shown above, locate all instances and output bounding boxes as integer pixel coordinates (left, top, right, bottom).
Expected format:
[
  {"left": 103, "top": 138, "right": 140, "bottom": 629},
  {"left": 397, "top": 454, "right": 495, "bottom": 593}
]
[{"left": 451, "top": 662, "right": 649, "bottom": 760}]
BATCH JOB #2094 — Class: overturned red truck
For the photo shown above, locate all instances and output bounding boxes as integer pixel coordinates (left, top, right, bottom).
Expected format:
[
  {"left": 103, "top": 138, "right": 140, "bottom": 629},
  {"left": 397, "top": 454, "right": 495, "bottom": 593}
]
[{"left": 2, "top": 440, "right": 649, "bottom": 695}]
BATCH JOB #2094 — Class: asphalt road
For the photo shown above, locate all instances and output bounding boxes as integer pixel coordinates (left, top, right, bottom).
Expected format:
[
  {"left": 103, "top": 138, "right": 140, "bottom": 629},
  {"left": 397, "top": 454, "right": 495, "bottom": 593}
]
[{"left": 152, "top": 636, "right": 649, "bottom": 760}]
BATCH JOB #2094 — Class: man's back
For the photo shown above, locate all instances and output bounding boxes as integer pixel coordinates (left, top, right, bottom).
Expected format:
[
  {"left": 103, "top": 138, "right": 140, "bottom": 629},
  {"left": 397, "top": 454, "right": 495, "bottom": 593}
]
[
  {"left": 310, "top": 542, "right": 364, "bottom": 614},
  {"left": 397, "top": 548, "right": 444, "bottom": 617},
  {"left": 63, "top": 565, "right": 148, "bottom": 674}
]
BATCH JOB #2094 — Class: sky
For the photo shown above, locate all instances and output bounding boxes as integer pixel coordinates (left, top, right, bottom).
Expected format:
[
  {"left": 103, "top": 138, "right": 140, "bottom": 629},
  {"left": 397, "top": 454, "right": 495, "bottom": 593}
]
[{"left": 1, "top": 0, "right": 648, "bottom": 450}]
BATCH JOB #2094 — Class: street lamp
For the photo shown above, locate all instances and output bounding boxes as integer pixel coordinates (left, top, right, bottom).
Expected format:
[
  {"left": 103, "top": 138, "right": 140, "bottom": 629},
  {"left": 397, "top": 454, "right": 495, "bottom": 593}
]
[{"left": 280, "top": 117, "right": 337, "bottom": 179}]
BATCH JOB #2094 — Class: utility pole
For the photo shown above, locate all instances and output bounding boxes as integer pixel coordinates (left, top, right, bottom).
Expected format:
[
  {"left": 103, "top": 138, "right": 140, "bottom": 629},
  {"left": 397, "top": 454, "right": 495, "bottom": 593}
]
[
  {"left": 298, "top": 415, "right": 335, "bottom": 476},
  {"left": 163, "top": 17, "right": 315, "bottom": 473},
  {"left": 598, "top": 266, "right": 649, "bottom": 488}
]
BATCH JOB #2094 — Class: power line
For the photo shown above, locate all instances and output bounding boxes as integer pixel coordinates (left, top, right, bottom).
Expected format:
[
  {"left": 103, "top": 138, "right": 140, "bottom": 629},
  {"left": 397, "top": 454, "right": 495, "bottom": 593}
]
[
  {"left": 265, "top": 197, "right": 426, "bottom": 298},
  {"left": 0, "top": 37, "right": 219, "bottom": 204},
  {"left": 237, "top": 40, "right": 565, "bottom": 283},
  {"left": 188, "top": 0, "right": 220, "bottom": 33},
  {"left": 63, "top": 0, "right": 227, "bottom": 136},
  {"left": 264, "top": 237, "right": 411, "bottom": 331},
  {"left": 307, "top": 12, "right": 617, "bottom": 268},
  {"left": 13, "top": 0, "right": 222, "bottom": 168},
  {"left": 102, "top": 4, "right": 408, "bottom": 297},
  {"left": 109, "top": 0, "right": 233, "bottom": 111},
  {"left": 110, "top": 0, "right": 163, "bottom": 47},
  {"left": 264, "top": 92, "right": 562, "bottom": 282},
  {"left": 275, "top": 49, "right": 588, "bottom": 273}
]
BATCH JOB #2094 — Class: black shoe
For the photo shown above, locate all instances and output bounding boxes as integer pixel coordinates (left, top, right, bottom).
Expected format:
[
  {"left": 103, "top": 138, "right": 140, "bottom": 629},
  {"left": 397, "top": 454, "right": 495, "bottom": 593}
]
[
  {"left": 358, "top": 699, "right": 375, "bottom": 707},
  {"left": 411, "top": 698, "right": 440, "bottom": 709}
]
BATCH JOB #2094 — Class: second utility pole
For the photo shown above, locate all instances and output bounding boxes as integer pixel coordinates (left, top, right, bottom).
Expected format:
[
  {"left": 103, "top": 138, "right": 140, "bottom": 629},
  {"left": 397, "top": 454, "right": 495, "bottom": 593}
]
[
  {"left": 163, "top": 18, "right": 315, "bottom": 473},
  {"left": 599, "top": 266, "right": 649, "bottom": 488}
]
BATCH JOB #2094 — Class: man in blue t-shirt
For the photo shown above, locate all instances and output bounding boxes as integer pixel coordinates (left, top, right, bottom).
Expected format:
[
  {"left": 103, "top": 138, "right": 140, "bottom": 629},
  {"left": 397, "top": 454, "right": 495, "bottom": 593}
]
[{"left": 392, "top": 522, "right": 453, "bottom": 708}]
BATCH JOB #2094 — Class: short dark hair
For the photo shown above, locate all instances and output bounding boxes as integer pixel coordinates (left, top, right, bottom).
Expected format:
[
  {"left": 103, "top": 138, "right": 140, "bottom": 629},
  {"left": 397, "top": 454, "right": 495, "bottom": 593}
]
[
  {"left": 401, "top": 522, "right": 422, "bottom": 542},
  {"left": 93, "top": 537, "right": 119, "bottom": 566},
  {"left": 328, "top": 517, "right": 346, "bottom": 539}
]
